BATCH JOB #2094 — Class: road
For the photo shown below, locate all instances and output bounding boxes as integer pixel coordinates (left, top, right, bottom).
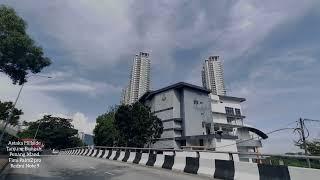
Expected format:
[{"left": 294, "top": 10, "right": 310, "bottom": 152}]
[{"left": 0, "top": 155, "right": 213, "bottom": 180}]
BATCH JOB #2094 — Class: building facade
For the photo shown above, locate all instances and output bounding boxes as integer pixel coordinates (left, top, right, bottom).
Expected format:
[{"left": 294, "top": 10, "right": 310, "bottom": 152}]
[
  {"left": 121, "top": 52, "right": 151, "bottom": 104},
  {"left": 139, "top": 82, "right": 240, "bottom": 151},
  {"left": 77, "top": 132, "right": 94, "bottom": 146},
  {"left": 201, "top": 56, "right": 226, "bottom": 95},
  {"left": 209, "top": 94, "right": 267, "bottom": 162},
  {"left": 139, "top": 82, "right": 267, "bottom": 162}
]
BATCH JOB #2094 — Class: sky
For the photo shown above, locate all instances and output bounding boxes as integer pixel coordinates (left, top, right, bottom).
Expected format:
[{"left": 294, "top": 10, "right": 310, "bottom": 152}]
[{"left": 0, "top": 0, "right": 320, "bottom": 153}]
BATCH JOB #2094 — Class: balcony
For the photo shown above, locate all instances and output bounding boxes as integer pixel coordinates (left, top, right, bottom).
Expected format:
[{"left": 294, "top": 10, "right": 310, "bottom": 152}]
[{"left": 236, "top": 139, "right": 262, "bottom": 147}]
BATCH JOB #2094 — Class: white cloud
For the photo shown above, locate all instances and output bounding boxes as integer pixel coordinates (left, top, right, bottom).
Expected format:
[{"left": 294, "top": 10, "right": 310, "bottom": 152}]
[
  {"left": 0, "top": 75, "right": 68, "bottom": 122},
  {"left": 71, "top": 112, "right": 95, "bottom": 135},
  {"left": 27, "top": 79, "right": 121, "bottom": 96},
  {"left": 0, "top": 74, "right": 106, "bottom": 125},
  {"left": 207, "top": 0, "right": 315, "bottom": 61},
  {"left": 229, "top": 46, "right": 320, "bottom": 153},
  {"left": 2, "top": 0, "right": 317, "bottom": 68}
]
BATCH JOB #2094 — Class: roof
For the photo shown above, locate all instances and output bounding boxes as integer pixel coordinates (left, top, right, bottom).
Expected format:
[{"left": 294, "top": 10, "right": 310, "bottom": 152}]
[
  {"left": 240, "top": 127, "right": 268, "bottom": 139},
  {"left": 219, "top": 95, "right": 246, "bottom": 102},
  {"left": 139, "top": 82, "right": 211, "bottom": 102},
  {"left": 213, "top": 123, "right": 268, "bottom": 139}
]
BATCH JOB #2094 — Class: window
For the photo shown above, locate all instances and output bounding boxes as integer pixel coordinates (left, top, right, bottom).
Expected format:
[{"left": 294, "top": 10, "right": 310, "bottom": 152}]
[
  {"left": 199, "top": 139, "right": 204, "bottom": 146},
  {"left": 225, "top": 107, "right": 234, "bottom": 115},
  {"left": 194, "top": 100, "right": 199, "bottom": 104},
  {"left": 206, "top": 127, "right": 211, "bottom": 135},
  {"left": 235, "top": 108, "right": 241, "bottom": 116},
  {"left": 180, "top": 140, "right": 186, "bottom": 146},
  {"left": 227, "top": 117, "right": 235, "bottom": 123}
]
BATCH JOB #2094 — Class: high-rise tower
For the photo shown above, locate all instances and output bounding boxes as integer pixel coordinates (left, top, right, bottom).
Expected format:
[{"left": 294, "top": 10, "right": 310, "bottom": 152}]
[
  {"left": 201, "top": 56, "right": 226, "bottom": 95},
  {"left": 121, "top": 52, "right": 151, "bottom": 104}
]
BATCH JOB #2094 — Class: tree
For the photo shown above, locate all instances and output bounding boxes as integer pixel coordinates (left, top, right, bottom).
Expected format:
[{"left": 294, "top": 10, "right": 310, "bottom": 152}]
[
  {"left": 0, "top": 130, "right": 18, "bottom": 152},
  {"left": 18, "top": 115, "right": 83, "bottom": 149},
  {"left": 0, "top": 100, "right": 23, "bottom": 126},
  {"left": 0, "top": 5, "right": 51, "bottom": 85},
  {"left": 93, "top": 106, "right": 119, "bottom": 146},
  {"left": 304, "top": 139, "right": 320, "bottom": 156},
  {"left": 114, "top": 102, "right": 163, "bottom": 147}
]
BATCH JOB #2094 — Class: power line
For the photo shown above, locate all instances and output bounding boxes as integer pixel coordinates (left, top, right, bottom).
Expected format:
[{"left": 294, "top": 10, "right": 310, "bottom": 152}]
[{"left": 304, "top": 119, "right": 320, "bottom": 123}]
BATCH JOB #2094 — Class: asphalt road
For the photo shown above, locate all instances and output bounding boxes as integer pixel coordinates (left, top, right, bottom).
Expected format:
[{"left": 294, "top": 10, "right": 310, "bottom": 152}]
[{"left": 0, "top": 155, "right": 214, "bottom": 180}]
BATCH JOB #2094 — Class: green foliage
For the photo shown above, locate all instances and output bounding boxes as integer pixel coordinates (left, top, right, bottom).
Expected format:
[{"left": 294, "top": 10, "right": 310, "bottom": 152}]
[
  {"left": 114, "top": 102, "right": 163, "bottom": 147},
  {"left": 296, "top": 139, "right": 320, "bottom": 156},
  {"left": 0, "top": 5, "right": 51, "bottom": 85},
  {"left": 0, "top": 100, "right": 23, "bottom": 125},
  {"left": 93, "top": 103, "right": 163, "bottom": 148},
  {"left": 0, "top": 130, "right": 18, "bottom": 153},
  {"left": 266, "top": 156, "right": 320, "bottom": 169},
  {"left": 93, "top": 106, "right": 119, "bottom": 146},
  {"left": 306, "top": 139, "right": 320, "bottom": 156},
  {"left": 18, "top": 115, "right": 83, "bottom": 149}
]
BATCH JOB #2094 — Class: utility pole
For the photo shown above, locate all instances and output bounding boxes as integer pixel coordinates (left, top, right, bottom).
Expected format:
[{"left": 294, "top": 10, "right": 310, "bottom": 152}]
[{"left": 299, "top": 118, "right": 311, "bottom": 168}]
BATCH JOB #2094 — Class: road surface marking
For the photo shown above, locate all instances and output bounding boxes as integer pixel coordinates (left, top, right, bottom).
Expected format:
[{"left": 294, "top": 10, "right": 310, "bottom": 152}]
[{"left": 105, "top": 171, "right": 115, "bottom": 175}]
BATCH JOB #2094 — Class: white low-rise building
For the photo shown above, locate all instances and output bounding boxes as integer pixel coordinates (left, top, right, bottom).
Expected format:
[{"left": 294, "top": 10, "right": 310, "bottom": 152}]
[
  {"left": 139, "top": 82, "right": 267, "bottom": 162},
  {"left": 209, "top": 94, "right": 267, "bottom": 162}
]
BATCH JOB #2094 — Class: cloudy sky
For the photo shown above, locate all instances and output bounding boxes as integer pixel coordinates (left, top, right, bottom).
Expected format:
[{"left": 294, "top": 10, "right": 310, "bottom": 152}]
[{"left": 1, "top": 0, "right": 320, "bottom": 153}]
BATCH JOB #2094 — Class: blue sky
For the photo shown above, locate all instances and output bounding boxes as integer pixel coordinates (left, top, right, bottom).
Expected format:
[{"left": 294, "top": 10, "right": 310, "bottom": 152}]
[{"left": 0, "top": 0, "right": 320, "bottom": 153}]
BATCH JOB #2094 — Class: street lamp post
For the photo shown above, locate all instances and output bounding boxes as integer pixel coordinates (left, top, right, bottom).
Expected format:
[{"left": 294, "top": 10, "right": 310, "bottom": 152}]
[
  {"left": 33, "top": 120, "right": 42, "bottom": 141},
  {"left": 0, "top": 83, "right": 25, "bottom": 145},
  {"left": 0, "top": 74, "right": 52, "bottom": 145}
]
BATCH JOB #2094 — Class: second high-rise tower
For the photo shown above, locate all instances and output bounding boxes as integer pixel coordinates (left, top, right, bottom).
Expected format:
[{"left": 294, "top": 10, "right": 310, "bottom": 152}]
[{"left": 121, "top": 52, "right": 151, "bottom": 104}]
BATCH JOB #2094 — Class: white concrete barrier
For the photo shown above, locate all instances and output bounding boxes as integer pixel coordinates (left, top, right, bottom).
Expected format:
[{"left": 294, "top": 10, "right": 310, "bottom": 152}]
[
  {"left": 102, "top": 150, "right": 109, "bottom": 158},
  {"left": 86, "top": 149, "right": 93, "bottom": 156},
  {"left": 79, "top": 149, "right": 85, "bottom": 155},
  {"left": 62, "top": 148, "right": 320, "bottom": 180},
  {"left": 172, "top": 151, "right": 197, "bottom": 172},
  {"left": 90, "top": 149, "right": 97, "bottom": 157},
  {"left": 154, "top": 154, "right": 164, "bottom": 168},
  {"left": 198, "top": 152, "right": 216, "bottom": 177},
  {"left": 288, "top": 166, "right": 320, "bottom": 180},
  {"left": 109, "top": 151, "right": 117, "bottom": 159},
  {"left": 139, "top": 153, "right": 149, "bottom": 165},
  {"left": 117, "top": 151, "right": 126, "bottom": 161},
  {"left": 234, "top": 161, "right": 259, "bottom": 180},
  {"left": 127, "top": 152, "right": 136, "bottom": 163},
  {"left": 74, "top": 149, "right": 80, "bottom": 155},
  {"left": 96, "top": 149, "right": 103, "bottom": 158},
  {"left": 82, "top": 149, "right": 88, "bottom": 156},
  {"left": 75, "top": 149, "right": 80, "bottom": 155}
]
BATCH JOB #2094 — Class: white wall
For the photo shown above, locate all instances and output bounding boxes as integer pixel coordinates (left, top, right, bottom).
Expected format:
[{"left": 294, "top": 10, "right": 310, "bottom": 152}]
[
  {"left": 182, "top": 89, "right": 212, "bottom": 136},
  {"left": 212, "top": 114, "right": 228, "bottom": 124},
  {"left": 214, "top": 138, "right": 238, "bottom": 152},
  {"left": 152, "top": 139, "right": 179, "bottom": 149},
  {"left": 210, "top": 94, "right": 243, "bottom": 114},
  {"left": 236, "top": 128, "right": 251, "bottom": 139}
]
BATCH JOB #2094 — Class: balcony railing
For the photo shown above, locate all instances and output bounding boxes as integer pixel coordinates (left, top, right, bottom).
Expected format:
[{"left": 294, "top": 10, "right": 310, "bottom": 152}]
[{"left": 236, "top": 139, "right": 262, "bottom": 147}]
